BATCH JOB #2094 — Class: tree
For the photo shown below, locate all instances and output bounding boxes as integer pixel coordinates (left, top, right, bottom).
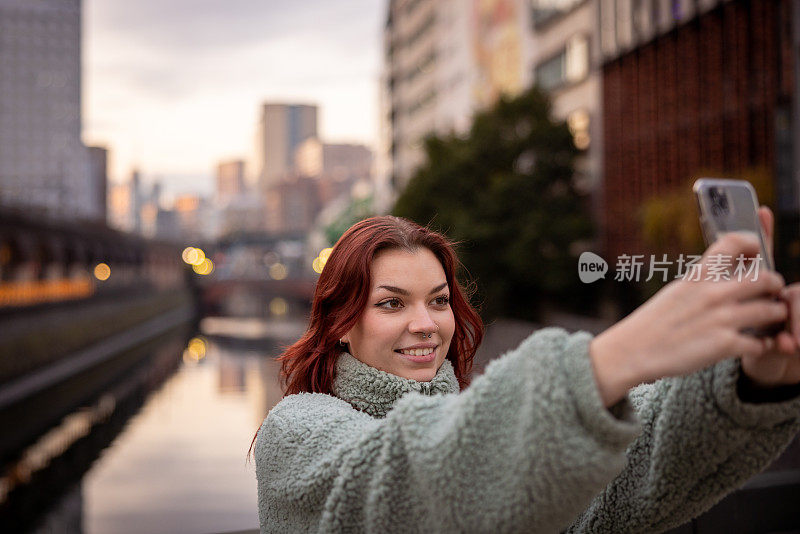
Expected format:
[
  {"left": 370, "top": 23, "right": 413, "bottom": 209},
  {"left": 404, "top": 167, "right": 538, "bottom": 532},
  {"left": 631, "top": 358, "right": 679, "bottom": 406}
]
[{"left": 393, "top": 86, "right": 595, "bottom": 321}]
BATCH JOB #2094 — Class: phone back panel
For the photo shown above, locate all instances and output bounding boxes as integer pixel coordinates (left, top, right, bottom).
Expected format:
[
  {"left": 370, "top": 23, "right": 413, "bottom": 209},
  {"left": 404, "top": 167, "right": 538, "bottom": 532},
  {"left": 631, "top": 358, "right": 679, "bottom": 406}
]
[{"left": 693, "top": 178, "right": 773, "bottom": 270}]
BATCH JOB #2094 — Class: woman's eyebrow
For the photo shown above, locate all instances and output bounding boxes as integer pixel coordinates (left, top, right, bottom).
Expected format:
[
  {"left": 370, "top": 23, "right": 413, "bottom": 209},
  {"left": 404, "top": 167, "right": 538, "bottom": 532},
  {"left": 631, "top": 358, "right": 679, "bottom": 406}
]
[
  {"left": 429, "top": 282, "right": 448, "bottom": 294},
  {"left": 376, "top": 282, "right": 448, "bottom": 296},
  {"left": 376, "top": 285, "right": 410, "bottom": 295}
]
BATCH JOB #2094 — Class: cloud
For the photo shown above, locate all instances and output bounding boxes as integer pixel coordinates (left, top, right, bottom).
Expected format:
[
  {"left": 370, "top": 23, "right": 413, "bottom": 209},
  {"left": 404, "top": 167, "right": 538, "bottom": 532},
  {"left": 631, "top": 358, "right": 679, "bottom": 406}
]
[
  {"left": 83, "top": 0, "right": 385, "bottom": 183},
  {"left": 88, "top": 0, "right": 383, "bottom": 56}
]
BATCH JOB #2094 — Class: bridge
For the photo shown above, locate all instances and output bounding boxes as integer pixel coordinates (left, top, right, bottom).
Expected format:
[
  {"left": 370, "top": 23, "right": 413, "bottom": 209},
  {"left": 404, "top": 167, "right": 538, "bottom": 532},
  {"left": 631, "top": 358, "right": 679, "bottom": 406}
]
[
  {"left": 0, "top": 208, "right": 185, "bottom": 311},
  {"left": 195, "top": 230, "right": 319, "bottom": 318}
]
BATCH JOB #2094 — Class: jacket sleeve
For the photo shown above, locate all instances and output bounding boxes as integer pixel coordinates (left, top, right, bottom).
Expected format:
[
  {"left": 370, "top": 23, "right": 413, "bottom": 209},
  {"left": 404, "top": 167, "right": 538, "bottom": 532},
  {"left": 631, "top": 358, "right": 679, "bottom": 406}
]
[
  {"left": 565, "top": 356, "right": 800, "bottom": 534},
  {"left": 256, "top": 328, "right": 642, "bottom": 533}
]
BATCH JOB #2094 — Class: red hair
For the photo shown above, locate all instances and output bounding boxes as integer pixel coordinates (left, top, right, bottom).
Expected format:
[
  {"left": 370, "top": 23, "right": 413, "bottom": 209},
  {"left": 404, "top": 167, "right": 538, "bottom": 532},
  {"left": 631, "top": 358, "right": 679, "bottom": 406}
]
[{"left": 280, "top": 215, "right": 483, "bottom": 395}]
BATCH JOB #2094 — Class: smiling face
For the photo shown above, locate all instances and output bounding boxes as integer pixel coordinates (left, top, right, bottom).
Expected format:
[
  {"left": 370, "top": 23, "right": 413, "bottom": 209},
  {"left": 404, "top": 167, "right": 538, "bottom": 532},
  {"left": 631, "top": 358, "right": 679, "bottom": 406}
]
[{"left": 341, "top": 247, "right": 456, "bottom": 382}]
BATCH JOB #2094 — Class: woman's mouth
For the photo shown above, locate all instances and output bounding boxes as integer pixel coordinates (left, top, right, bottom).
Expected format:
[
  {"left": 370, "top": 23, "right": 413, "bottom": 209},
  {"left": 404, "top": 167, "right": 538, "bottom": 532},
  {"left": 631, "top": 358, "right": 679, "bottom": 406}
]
[{"left": 394, "top": 346, "right": 437, "bottom": 363}]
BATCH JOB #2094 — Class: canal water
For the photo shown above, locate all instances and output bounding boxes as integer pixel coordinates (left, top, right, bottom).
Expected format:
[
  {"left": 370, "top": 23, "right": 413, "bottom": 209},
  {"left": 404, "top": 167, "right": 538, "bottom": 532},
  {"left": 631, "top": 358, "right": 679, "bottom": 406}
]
[{"left": 32, "top": 318, "right": 298, "bottom": 534}]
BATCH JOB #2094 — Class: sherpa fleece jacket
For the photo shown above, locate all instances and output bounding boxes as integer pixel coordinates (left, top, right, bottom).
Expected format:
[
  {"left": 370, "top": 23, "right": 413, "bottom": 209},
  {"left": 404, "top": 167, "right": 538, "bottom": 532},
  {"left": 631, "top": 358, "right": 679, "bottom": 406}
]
[{"left": 255, "top": 327, "right": 800, "bottom": 533}]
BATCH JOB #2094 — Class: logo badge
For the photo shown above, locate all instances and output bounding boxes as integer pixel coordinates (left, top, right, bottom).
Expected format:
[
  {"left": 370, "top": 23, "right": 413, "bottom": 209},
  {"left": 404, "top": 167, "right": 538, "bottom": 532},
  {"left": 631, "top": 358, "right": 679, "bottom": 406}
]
[{"left": 578, "top": 252, "right": 608, "bottom": 283}]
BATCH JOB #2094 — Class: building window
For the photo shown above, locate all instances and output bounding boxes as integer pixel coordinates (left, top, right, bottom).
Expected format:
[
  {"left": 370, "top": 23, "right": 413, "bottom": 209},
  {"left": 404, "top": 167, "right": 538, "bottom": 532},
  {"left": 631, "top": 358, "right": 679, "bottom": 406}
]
[
  {"left": 405, "top": 12, "right": 435, "bottom": 48},
  {"left": 536, "top": 53, "right": 566, "bottom": 92},
  {"left": 530, "top": 0, "right": 584, "bottom": 28},
  {"left": 405, "top": 50, "right": 436, "bottom": 83},
  {"left": 407, "top": 88, "right": 437, "bottom": 115},
  {"left": 534, "top": 34, "right": 589, "bottom": 91}
]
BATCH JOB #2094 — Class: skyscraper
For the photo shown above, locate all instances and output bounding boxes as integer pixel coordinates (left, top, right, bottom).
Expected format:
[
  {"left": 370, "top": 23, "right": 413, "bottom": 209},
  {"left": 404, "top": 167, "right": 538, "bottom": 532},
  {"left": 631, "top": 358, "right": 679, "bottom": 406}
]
[
  {"left": 253, "top": 103, "right": 317, "bottom": 190},
  {"left": 216, "top": 160, "right": 246, "bottom": 203},
  {"left": 0, "top": 0, "right": 93, "bottom": 220},
  {"left": 382, "top": 0, "right": 525, "bottom": 192},
  {"left": 87, "top": 146, "right": 109, "bottom": 224}
]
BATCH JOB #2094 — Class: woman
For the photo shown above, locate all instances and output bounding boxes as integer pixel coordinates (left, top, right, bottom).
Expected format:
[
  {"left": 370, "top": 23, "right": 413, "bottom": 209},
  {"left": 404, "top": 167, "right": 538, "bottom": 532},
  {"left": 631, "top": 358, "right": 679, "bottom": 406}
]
[{"left": 255, "top": 214, "right": 800, "bottom": 533}]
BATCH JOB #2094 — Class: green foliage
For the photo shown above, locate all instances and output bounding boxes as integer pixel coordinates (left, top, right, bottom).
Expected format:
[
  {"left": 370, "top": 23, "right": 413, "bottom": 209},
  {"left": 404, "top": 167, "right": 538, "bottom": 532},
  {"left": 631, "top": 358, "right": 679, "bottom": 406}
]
[
  {"left": 641, "top": 181, "right": 704, "bottom": 257},
  {"left": 324, "top": 195, "right": 374, "bottom": 246},
  {"left": 393, "top": 86, "right": 595, "bottom": 321}
]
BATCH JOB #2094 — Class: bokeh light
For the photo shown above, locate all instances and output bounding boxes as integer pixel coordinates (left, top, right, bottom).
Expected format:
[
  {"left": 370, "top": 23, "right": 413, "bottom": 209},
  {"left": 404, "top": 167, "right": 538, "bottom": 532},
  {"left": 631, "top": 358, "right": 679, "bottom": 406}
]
[
  {"left": 182, "top": 337, "right": 207, "bottom": 364},
  {"left": 269, "top": 297, "right": 288, "bottom": 316},
  {"left": 319, "top": 247, "right": 333, "bottom": 263},
  {"left": 312, "top": 247, "right": 333, "bottom": 274},
  {"left": 269, "top": 263, "right": 287, "bottom": 280},
  {"left": 190, "top": 248, "right": 205, "bottom": 266},
  {"left": 93, "top": 263, "right": 111, "bottom": 281},
  {"left": 181, "top": 246, "right": 195, "bottom": 264},
  {"left": 192, "top": 258, "right": 214, "bottom": 275},
  {"left": 182, "top": 246, "right": 205, "bottom": 266}
]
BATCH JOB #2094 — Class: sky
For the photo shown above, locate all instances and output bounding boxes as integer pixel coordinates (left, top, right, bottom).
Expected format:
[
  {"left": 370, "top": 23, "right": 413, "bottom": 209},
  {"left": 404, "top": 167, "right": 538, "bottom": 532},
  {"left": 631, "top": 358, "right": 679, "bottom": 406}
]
[{"left": 82, "top": 0, "right": 384, "bottom": 198}]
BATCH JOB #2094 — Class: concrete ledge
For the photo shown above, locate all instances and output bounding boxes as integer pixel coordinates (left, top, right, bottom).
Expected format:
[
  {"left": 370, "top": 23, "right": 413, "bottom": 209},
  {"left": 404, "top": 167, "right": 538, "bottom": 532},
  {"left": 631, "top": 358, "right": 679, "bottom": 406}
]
[{"left": 0, "top": 305, "right": 193, "bottom": 410}]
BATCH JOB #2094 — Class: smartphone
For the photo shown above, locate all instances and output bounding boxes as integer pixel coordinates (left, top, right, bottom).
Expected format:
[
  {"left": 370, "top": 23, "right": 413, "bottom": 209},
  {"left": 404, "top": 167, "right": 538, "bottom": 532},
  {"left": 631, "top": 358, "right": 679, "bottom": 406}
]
[{"left": 693, "top": 178, "right": 783, "bottom": 336}]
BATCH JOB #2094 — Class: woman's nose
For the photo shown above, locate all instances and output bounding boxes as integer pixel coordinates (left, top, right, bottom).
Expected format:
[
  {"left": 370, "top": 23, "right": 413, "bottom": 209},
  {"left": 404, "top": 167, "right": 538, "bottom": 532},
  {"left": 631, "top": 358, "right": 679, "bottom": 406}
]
[{"left": 408, "top": 304, "right": 437, "bottom": 335}]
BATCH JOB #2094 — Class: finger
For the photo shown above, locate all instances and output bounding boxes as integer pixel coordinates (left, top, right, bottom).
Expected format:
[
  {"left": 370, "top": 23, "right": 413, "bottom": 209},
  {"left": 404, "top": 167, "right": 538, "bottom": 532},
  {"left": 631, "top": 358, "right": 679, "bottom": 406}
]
[
  {"left": 713, "top": 270, "right": 785, "bottom": 303},
  {"left": 705, "top": 231, "right": 761, "bottom": 257},
  {"left": 700, "top": 232, "right": 761, "bottom": 271},
  {"left": 733, "top": 332, "right": 770, "bottom": 357},
  {"left": 781, "top": 285, "right": 800, "bottom": 345},
  {"left": 691, "top": 232, "right": 763, "bottom": 284},
  {"left": 775, "top": 331, "right": 798, "bottom": 356},
  {"left": 727, "top": 299, "right": 788, "bottom": 330},
  {"left": 757, "top": 206, "right": 774, "bottom": 264}
]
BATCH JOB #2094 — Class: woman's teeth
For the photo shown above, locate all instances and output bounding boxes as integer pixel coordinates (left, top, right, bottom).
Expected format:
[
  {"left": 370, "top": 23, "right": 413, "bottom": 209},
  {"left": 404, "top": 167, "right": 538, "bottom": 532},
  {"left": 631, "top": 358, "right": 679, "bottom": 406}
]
[{"left": 398, "top": 348, "right": 434, "bottom": 356}]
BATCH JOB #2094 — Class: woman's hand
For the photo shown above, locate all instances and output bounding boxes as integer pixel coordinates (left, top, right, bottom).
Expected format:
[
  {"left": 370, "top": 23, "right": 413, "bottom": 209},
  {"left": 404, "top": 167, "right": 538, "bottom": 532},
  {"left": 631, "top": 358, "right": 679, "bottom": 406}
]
[
  {"left": 590, "top": 231, "right": 787, "bottom": 407},
  {"left": 739, "top": 207, "right": 800, "bottom": 389}
]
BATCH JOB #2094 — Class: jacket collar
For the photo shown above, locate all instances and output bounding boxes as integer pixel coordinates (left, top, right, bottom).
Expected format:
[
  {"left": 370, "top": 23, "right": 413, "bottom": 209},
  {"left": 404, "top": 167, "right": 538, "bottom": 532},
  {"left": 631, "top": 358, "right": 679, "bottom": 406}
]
[{"left": 332, "top": 352, "right": 460, "bottom": 418}]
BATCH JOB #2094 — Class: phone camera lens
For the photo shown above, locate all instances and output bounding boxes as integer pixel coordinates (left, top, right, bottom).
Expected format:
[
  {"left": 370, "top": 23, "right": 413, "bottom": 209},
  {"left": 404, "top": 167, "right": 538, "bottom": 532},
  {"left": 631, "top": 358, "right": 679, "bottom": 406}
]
[{"left": 710, "top": 187, "right": 728, "bottom": 216}]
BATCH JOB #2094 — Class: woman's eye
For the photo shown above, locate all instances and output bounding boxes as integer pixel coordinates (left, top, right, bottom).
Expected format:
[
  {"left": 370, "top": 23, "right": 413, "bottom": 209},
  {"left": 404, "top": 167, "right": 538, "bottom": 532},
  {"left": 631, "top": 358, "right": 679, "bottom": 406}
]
[
  {"left": 377, "top": 298, "right": 402, "bottom": 309},
  {"left": 433, "top": 295, "right": 450, "bottom": 306}
]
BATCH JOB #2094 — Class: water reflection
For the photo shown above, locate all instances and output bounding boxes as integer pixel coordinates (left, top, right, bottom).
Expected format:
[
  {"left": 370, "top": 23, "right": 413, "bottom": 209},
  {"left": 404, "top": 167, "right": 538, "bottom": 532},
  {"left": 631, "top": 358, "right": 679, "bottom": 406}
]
[{"left": 79, "top": 333, "right": 285, "bottom": 534}]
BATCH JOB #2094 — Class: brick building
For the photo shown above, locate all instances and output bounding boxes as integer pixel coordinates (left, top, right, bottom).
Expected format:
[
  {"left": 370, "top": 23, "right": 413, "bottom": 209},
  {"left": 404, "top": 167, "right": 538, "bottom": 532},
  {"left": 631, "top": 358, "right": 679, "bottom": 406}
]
[{"left": 601, "top": 0, "right": 799, "bottom": 280}]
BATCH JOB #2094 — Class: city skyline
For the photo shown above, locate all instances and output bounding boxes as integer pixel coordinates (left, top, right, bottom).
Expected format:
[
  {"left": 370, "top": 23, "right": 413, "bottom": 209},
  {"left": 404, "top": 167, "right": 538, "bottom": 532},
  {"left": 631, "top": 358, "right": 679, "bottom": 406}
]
[{"left": 83, "top": 0, "right": 383, "bottom": 195}]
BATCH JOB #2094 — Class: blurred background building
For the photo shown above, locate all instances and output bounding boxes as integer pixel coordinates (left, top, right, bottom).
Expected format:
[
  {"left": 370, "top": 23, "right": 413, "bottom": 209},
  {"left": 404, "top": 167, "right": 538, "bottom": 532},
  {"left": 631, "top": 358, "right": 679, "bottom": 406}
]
[
  {"left": 526, "top": 0, "right": 596, "bottom": 192},
  {"left": 252, "top": 103, "right": 318, "bottom": 190},
  {"left": 86, "top": 145, "right": 109, "bottom": 223},
  {"left": 382, "top": 0, "right": 477, "bottom": 191},
  {"left": 0, "top": 0, "right": 100, "bottom": 222},
  {"left": 216, "top": 160, "right": 246, "bottom": 202},
  {"left": 599, "top": 0, "right": 800, "bottom": 278},
  {"left": 295, "top": 139, "right": 373, "bottom": 205}
]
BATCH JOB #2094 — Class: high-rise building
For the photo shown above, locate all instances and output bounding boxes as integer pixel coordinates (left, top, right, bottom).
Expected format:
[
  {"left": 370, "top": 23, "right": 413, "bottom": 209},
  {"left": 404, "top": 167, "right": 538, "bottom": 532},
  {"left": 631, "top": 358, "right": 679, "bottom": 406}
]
[
  {"left": 0, "top": 0, "right": 93, "bottom": 220},
  {"left": 216, "top": 159, "right": 246, "bottom": 202},
  {"left": 525, "top": 0, "right": 599, "bottom": 216},
  {"left": 383, "top": 0, "right": 531, "bottom": 194},
  {"left": 108, "top": 182, "right": 133, "bottom": 232},
  {"left": 253, "top": 103, "right": 317, "bottom": 190},
  {"left": 264, "top": 177, "right": 321, "bottom": 235},
  {"left": 384, "top": 0, "right": 474, "bottom": 191},
  {"left": 130, "top": 169, "right": 142, "bottom": 235},
  {"left": 295, "top": 138, "right": 373, "bottom": 206},
  {"left": 87, "top": 146, "right": 109, "bottom": 223},
  {"left": 295, "top": 139, "right": 372, "bottom": 180}
]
